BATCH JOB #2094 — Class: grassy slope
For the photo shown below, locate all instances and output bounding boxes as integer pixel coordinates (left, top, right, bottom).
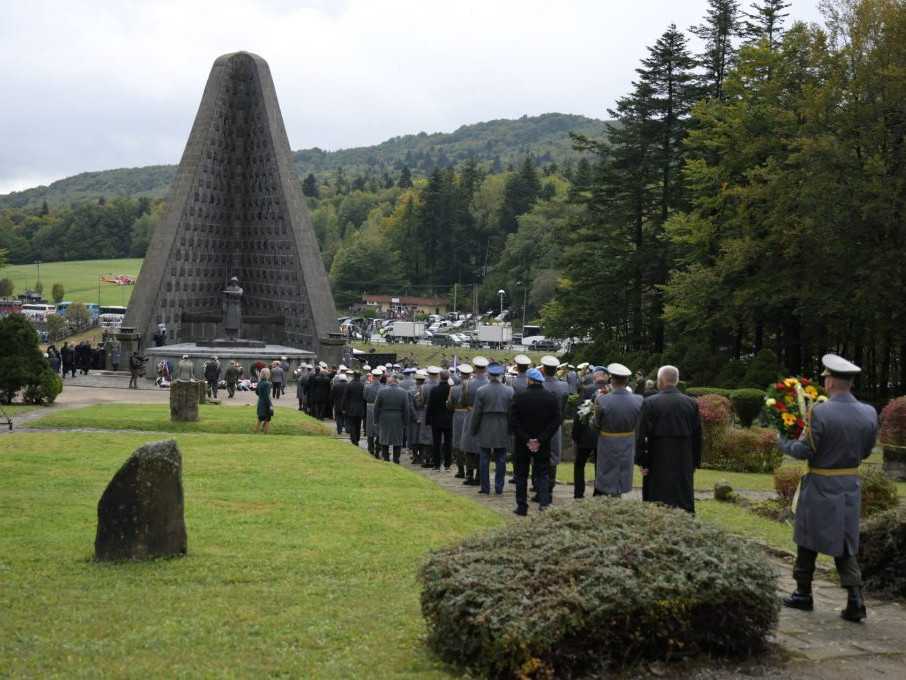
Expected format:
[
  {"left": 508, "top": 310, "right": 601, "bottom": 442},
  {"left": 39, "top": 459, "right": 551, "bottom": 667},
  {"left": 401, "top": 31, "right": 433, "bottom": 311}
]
[
  {"left": 0, "top": 431, "right": 502, "bottom": 678},
  {"left": 3, "top": 258, "right": 142, "bottom": 306},
  {"left": 30, "top": 403, "right": 332, "bottom": 437}
]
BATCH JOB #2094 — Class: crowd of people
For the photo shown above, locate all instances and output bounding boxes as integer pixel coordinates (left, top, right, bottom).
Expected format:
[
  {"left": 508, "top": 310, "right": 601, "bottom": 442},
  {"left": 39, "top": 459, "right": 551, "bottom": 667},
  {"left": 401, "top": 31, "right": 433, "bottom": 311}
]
[
  {"left": 45, "top": 340, "right": 122, "bottom": 377},
  {"left": 294, "top": 355, "right": 703, "bottom": 517}
]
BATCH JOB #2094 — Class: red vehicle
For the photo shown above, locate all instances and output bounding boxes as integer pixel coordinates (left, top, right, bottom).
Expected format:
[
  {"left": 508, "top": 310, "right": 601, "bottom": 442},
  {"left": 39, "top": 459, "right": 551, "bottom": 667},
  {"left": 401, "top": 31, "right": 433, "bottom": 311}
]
[{"left": 0, "top": 298, "right": 22, "bottom": 317}]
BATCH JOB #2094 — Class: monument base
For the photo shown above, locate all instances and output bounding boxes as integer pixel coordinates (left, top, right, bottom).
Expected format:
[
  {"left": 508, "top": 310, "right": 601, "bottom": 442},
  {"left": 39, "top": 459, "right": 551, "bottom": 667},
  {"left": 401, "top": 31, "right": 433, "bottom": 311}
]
[
  {"left": 145, "top": 342, "right": 316, "bottom": 382},
  {"left": 198, "top": 337, "right": 267, "bottom": 349}
]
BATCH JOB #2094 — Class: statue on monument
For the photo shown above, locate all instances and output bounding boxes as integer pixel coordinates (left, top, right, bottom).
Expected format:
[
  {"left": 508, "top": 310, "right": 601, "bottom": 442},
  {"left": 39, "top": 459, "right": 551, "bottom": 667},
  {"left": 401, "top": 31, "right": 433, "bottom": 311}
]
[{"left": 223, "top": 277, "right": 243, "bottom": 340}]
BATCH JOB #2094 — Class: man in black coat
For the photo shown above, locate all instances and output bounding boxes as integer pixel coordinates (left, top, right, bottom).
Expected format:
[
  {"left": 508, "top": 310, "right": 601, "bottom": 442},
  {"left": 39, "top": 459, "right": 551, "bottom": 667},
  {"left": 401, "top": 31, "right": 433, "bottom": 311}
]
[
  {"left": 425, "top": 369, "right": 453, "bottom": 470},
  {"left": 572, "top": 368, "right": 605, "bottom": 498},
  {"left": 509, "top": 368, "right": 561, "bottom": 516},
  {"left": 330, "top": 374, "right": 348, "bottom": 435},
  {"left": 342, "top": 371, "right": 366, "bottom": 447},
  {"left": 636, "top": 365, "right": 702, "bottom": 513}
]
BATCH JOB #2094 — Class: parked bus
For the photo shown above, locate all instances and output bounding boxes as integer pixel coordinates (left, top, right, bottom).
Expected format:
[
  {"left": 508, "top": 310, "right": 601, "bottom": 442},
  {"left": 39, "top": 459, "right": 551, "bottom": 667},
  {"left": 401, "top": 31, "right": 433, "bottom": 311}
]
[
  {"left": 98, "top": 305, "right": 128, "bottom": 329},
  {"left": 20, "top": 303, "right": 58, "bottom": 322}
]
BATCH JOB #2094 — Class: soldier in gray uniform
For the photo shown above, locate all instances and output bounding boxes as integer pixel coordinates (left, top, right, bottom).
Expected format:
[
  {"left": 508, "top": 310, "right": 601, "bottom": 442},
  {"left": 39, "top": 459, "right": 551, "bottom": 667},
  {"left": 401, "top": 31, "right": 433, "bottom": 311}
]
[
  {"left": 779, "top": 354, "right": 878, "bottom": 623},
  {"left": 462, "top": 356, "right": 490, "bottom": 486},
  {"left": 539, "top": 355, "right": 570, "bottom": 499},
  {"left": 594, "top": 363, "right": 643, "bottom": 496},
  {"left": 507, "top": 354, "right": 533, "bottom": 486},
  {"left": 447, "top": 364, "right": 473, "bottom": 478},
  {"left": 364, "top": 368, "right": 385, "bottom": 458},
  {"left": 417, "top": 367, "right": 441, "bottom": 467},
  {"left": 409, "top": 371, "right": 428, "bottom": 464},
  {"left": 374, "top": 373, "right": 411, "bottom": 464},
  {"left": 471, "top": 362, "right": 515, "bottom": 494},
  {"left": 565, "top": 364, "right": 579, "bottom": 394}
]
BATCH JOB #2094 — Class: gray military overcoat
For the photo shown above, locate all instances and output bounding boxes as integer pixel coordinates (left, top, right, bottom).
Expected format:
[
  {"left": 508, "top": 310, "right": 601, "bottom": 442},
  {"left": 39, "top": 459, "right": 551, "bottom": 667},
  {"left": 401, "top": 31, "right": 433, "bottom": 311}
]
[
  {"left": 460, "top": 374, "right": 488, "bottom": 454},
  {"left": 780, "top": 392, "right": 878, "bottom": 556},
  {"left": 543, "top": 376, "right": 571, "bottom": 464},
  {"left": 449, "top": 382, "right": 468, "bottom": 450},
  {"left": 364, "top": 381, "right": 383, "bottom": 437},
  {"left": 416, "top": 380, "right": 437, "bottom": 445},
  {"left": 374, "top": 383, "right": 411, "bottom": 447},
  {"left": 470, "top": 380, "right": 514, "bottom": 450},
  {"left": 594, "top": 388, "right": 644, "bottom": 495}
]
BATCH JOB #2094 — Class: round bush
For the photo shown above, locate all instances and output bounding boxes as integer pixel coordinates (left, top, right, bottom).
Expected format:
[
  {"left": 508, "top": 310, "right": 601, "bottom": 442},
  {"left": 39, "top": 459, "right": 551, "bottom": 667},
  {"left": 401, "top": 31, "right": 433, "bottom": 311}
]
[
  {"left": 879, "top": 397, "right": 906, "bottom": 446},
  {"left": 709, "top": 427, "right": 782, "bottom": 473},
  {"left": 774, "top": 466, "right": 804, "bottom": 505},
  {"left": 419, "top": 500, "right": 779, "bottom": 678},
  {"left": 23, "top": 369, "right": 63, "bottom": 405},
  {"left": 860, "top": 465, "right": 898, "bottom": 518},
  {"left": 687, "top": 387, "right": 732, "bottom": 399},
  {"left": 859, "top": 505, "right": 906, "bottom": 598},
  {"left": 730, "top": 388, "right": 766, "bottom": 428},
  {"left": 698, "top": 394, "right": 733, "bottom": 467}
]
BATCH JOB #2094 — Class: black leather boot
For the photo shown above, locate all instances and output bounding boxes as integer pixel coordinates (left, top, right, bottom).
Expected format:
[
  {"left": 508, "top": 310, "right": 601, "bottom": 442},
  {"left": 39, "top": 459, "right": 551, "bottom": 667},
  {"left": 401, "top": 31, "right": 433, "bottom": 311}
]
[
  {"left": 782, "top": 585, "right": 814, "bottom": 611},
  {"left": 841, "top": 587, "right": 866, "bottom": 622}
]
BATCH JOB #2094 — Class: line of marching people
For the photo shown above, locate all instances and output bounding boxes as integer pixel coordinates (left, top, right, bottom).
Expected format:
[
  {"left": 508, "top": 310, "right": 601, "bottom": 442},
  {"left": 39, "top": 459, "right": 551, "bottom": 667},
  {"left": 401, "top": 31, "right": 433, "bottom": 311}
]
[{"left": 347, "top": 354, "right": 703, "bottom": 517}]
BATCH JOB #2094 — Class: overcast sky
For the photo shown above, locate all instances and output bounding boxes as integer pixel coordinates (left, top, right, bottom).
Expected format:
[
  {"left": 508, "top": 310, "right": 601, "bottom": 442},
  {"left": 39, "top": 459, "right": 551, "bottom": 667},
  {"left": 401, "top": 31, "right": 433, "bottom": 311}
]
[{"left": 0, "top": 0, "right": 824, "bottom": 195}]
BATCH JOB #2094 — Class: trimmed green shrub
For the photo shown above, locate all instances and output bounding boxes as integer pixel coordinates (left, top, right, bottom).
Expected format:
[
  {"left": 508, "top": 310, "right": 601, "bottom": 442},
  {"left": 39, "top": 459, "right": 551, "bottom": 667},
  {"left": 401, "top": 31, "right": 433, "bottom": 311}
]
[
  {"left": 730, "top": 388, "right": 766, "bottom": 428},
  {"left": 880, "top": 397, "right": 906, "bottom": 481},
  {"left": 714, "top": 480, "right": 737, "bottom": 502},
  {"left": 687, "top": 387, "right": 732, "bottom": 398},
  {"left": 860, "top": 465, "right": 898, "bottom": 519},
  {"left": 23, "top": 369, "right": 63, "bottom": 405},
  {"left": 0, "top": 314, "right": 49, "bottom": 404},
  {"left": 716, "top": 359, "right": 748, "bottom": 389},
  {"left": 859, "top": 505, "right": 906, "bottom": 598},
  {"left": 698, "top": 394, "right": 733, "bottom": 467},
  {"left": 419, "top": 500, "right": 779, "bottom": 677},
  {"left": 741, "top": 349, "right": 780, "bottom": 389},
  {"left": 774, "top": 466, "right": 804, "bottom": 505},
  {"left": 707, "top": 427, "right": 782, "bottom": 473}
]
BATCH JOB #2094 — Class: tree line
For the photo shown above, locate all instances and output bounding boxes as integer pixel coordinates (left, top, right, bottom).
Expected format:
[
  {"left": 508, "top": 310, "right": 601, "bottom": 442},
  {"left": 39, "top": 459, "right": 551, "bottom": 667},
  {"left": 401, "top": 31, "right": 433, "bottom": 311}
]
[{"left": 544, "top": 0, "right": 906, "bottom": 402}]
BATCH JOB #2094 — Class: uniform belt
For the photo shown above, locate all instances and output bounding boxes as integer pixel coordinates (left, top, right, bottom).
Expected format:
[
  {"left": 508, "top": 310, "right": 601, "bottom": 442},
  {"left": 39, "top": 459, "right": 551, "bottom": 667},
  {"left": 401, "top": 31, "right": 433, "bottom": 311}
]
[
  {"left": 599, "top": 430, "right": 634, "bottom": 438},
  {"left": 457, "top": 407, "right": 472, "bottom": 412},
  {"left": 808, "top": 466, "right": 859, "bottom": 477}
]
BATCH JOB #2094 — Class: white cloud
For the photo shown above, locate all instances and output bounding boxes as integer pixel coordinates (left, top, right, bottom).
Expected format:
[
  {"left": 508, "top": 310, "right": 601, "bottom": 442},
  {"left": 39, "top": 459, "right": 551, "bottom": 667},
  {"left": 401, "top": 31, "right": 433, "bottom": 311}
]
[{"left": 0, "top": 0, "right": 824, "bottom": 193}]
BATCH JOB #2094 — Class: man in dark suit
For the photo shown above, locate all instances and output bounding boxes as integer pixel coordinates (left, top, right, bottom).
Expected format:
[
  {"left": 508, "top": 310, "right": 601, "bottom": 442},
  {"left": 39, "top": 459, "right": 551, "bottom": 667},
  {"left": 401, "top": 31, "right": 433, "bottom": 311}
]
[
  {"left": 330, "top": 373, "right": 348, "bottom": 435},
  {"left": 636, "top": 365, "right": 702, "bottom": 513},
  {"left": 510, "top": 368, "right": 561, "bottom": 516},
  {"left": 425, "top": 369, "right": 453, "bottom": 470},
  {"left": 342, "top": 371, "right": 366, "bottom": 447}
]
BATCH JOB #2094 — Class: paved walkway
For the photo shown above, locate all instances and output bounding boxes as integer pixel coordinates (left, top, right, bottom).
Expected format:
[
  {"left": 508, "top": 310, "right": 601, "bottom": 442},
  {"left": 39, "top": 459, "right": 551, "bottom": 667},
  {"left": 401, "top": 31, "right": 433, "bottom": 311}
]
[{"left": 5, "top": 383, "right": 906, "bottom": 678}]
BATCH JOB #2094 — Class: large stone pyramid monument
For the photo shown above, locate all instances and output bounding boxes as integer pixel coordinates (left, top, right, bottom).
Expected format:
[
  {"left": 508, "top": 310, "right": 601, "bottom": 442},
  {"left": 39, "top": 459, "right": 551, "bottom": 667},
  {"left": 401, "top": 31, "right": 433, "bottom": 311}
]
[{"left": 125, "top": 52, "right": 337, "bottom": 353}]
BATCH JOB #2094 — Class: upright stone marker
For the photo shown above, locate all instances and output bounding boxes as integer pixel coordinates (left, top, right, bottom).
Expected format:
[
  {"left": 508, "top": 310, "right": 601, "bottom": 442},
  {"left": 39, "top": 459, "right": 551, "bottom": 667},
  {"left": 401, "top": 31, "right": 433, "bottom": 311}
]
[
  {"left": 170, "top": 381, "right": 200, "bottom": 421},
  {"left": 95, "top": 439, "right": 188, "bottom": 561},
  {"left": 123, "top": 51, "right": 337, "bottom": 354}
]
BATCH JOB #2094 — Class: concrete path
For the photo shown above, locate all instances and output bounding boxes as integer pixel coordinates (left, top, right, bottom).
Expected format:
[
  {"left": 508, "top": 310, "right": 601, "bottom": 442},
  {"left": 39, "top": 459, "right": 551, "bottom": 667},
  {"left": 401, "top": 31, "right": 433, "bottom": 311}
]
[{"left": 5, "top": 382, "right": 906, "bottom": 678}]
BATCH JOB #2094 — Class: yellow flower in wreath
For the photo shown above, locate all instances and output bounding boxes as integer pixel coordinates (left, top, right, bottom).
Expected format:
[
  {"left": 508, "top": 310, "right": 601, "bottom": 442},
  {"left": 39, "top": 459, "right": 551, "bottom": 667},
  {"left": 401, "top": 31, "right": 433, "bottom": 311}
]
[
  {"left": 784, "top": 378, "right": 800, "bottom": 387},
  {"left": 804, "top": 386, "right": 818, "bottom": 399},
  {"left": 782, "top": 412, "right": 798, "bottom": 427}
]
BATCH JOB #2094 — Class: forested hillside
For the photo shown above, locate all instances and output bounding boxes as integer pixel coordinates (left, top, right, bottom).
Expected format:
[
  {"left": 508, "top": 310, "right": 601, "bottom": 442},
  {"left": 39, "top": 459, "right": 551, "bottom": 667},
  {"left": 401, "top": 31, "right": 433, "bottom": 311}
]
[{"left": 0, "top": 113, "right": 604, "bottom": 210}]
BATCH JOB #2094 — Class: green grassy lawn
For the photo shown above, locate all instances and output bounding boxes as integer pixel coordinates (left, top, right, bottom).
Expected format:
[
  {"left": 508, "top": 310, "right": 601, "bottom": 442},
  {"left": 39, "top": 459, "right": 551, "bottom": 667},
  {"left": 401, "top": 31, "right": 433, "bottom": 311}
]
[
  {"left": 352, "top": 341, "right": 551, "bottom": 368},
  {"left": 3, "top": 257, "right": 142, "bottom": 306},
  {"left": 556, "top": 462, "right": 782, "bottom": 492},
  {"left": 0, "top": 430, "right": 502, "bottom": 677},
  {"left": 0, "top": 404, "right": 44, "bottom": 417},
  {"left": 30, "top": 403, "right": 332, "bottom": 437}
]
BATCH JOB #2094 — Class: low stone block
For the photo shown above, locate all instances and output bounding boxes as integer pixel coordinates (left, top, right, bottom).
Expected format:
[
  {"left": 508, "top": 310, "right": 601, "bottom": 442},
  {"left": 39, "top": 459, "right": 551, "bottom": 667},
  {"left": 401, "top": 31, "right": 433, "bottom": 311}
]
[
  {"left": 170, "top": 380, "right": 199, "bottom": 422},
  {"left": 95, "top": 439, "right": 188, "bottom": 561}
]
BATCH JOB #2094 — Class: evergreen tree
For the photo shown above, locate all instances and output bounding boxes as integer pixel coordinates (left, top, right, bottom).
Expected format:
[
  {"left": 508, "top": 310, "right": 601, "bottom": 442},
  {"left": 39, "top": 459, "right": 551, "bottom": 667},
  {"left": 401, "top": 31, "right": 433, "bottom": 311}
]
[
  {"left": 498, "top": 156, "right": 541, "bottom": 233},
  {"left": 742, "top": 0, "right": 790, "bottom": 49},
  {"left": 691, "top": 0, "right": 741, "bottom": 100},
  {"left": 397, "top": 165, "right": 413, "bottom": 188},
  {"left": 302, "top": 173, "right": 320, "bottom": 198}
]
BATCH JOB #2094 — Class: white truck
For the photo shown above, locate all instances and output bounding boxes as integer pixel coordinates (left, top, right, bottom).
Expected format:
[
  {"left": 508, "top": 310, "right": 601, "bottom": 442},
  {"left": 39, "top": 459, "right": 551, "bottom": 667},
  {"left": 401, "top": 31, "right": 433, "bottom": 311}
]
[
  {"left": 477, "top": 323, "right": 512, "bottom": 348},
  {"left": 385, "top": 320, "right": 426, "bottom": 344}
]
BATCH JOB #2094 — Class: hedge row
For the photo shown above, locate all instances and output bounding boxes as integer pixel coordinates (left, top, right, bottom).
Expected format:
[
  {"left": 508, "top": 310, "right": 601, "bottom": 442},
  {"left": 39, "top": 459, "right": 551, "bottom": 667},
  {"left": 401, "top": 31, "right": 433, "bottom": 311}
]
[{"left": 419, "top": 500, "right": 779, "bottom": 678}]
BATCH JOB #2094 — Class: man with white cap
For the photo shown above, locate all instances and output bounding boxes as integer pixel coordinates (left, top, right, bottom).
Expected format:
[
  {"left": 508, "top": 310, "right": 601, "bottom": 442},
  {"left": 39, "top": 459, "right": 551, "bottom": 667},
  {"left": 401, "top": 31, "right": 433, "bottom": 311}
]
[
  {"left": 565, "top": 364, "right": 579, "bottom": 394},
  {"left": 539, "top": 355, "right": 570, "bottom": 499},
  {"left": 329, "top": 372, "right": 349, "bottom": 436},
  {"left": 342, "top": 370, "right": 366, "bottom": 447},
  {"left": 447, "top": 364, "right": 473, "bottom": 478},
  {"left": 510, "top": 354, "right": 532, "bottom": 394},
  {"left": 778, "top": 353, "right": 878, "bottom": 623},
  {"left": 364, "top": 368, "right": 385, "bottom": 457},
  {"left": 426, "top": 369, "right": 453, "bottom": 470},
  {"left": 410, "top": 370, "right": 430, "bottom": 464},
  {"left": 461, "top": 356, "right": 490, "bottom": 485},
  {"left": 594, "top": 363, "right": 643, "bottom": 497},
  {"left": 374, "top": 372, "right": 411, "bottom": 464},
  {"left": 471, "top": 362, "right": 515, "bottom": 495},
  {"left": 416, "top": 367, "right": 441, "bottom": 468},
  {"left": 571, "top": 365, "right": 606, "bottom": 498}
]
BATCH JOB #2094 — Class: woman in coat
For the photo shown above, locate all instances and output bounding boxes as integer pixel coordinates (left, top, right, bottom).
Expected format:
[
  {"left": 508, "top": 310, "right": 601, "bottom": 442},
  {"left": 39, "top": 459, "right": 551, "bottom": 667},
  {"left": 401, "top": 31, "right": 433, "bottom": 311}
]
[{"left": 255, "top": 367, "right": 273, "bottom": 433}]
